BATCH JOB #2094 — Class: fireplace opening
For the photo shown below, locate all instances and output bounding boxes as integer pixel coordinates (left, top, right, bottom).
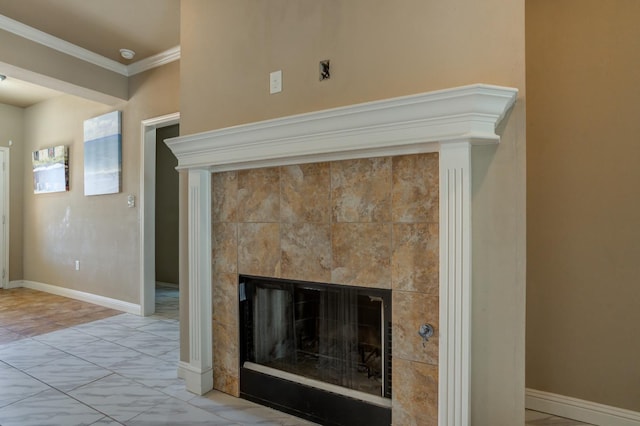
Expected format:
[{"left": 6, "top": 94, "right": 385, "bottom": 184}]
[{"left": 239, "top": 275, "right": 392, "bottom": 426}]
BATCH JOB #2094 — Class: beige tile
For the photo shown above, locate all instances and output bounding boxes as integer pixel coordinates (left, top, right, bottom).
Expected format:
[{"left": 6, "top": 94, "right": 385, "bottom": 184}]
[
  {"left": 331, "top": 157, "right": 392, "bottom": 223},
  {"left": 281, "top": 163, "right": 331, "bottom": 223},
  {"left": 212, "top": 171, "right": 238, "bottom": 222},
  {"left": 281, "top": 223, "right": 331, "bottom": 283},
  {"left": 392, "top": 291, "right": 439, "bottom": 365},
  {"left": 392, "top": 358, "right": 438, "bottom": 426},
  {"left": 392, "top": 153, "right": 439, "bottom": 223},
  {"left": 392, "top": 223, "right": 439, "bottom": 294},
  {"left": 331, "top": 223, "right": 391, "bottom": 288},
  {"left": 212, "top": 320, "right": 240, "bottom": 396},
  {"left": 238, "top": 223, "right": 281, "bottom": 277},
  {"left": 237, "top": 167, "right": 280, "bottom": 222},
  {"left": 212, "top": 273, "right": 238, "bottom": 324},
  {"left": 212, "top": 222, "right": 237, "bottom": 275}
]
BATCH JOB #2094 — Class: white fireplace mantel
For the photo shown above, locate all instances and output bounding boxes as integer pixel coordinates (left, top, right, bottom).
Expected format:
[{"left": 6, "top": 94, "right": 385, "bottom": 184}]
[{"left": 166, "top": 83, "right": 518, "bottom": 426}]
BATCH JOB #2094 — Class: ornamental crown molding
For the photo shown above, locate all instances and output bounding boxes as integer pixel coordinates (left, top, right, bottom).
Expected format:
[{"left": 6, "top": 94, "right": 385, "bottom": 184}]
[
  {"left": 166, "top": 84, "right": 517, "bottom": 172},
  {"left": 0, "top": 14, "right": 179, "bottom": 77}
]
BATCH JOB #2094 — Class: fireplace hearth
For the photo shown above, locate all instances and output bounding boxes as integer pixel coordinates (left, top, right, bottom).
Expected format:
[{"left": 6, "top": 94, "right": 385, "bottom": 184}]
[{"left": 239, "top": 275, "right": 392, "bottom": 426}]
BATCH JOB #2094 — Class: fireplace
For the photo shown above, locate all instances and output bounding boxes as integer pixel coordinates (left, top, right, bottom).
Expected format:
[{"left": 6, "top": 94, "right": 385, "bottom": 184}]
[
  {"left": 167, "top": 84, "right": 518, "bottom": 425},
  {"left": 239, "top": 275, "right": 392, "bottom": 425}
]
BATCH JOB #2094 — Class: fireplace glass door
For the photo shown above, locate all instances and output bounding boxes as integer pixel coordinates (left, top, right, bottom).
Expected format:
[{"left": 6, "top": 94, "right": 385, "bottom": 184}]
[{"left": 240, "top": 276, "right": 391, "bottom": 399}]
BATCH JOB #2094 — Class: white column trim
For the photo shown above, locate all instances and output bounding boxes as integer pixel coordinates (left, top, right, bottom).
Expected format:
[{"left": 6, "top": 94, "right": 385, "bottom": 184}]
[
  {"left": 185, "top": 169, "right": 213, "bottom": 395},
  {"left": 439, "top": 142, "right": 473, "bottom": 426}
]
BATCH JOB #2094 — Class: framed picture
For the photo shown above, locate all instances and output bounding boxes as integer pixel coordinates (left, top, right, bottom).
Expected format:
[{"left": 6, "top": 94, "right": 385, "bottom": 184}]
[
  {"left": 84, "top": 111, "right": 122, "bottom": 196},
  {"left": 32, "top": 145, "right": 69, "bottom": 194}
]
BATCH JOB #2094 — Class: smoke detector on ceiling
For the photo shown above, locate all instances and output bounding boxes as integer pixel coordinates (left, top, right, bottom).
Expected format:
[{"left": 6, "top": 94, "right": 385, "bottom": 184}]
[{"left": 119, "top": 49, "right": 135, "bottom": 60}]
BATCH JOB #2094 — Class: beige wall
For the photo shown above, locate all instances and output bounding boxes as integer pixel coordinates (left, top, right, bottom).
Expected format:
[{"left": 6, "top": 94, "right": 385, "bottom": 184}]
[
  {"left": 0, "top": 103, "right": 24, "bottom": 281},
  {"left": 180, "top": 1, "right": 526, "bottom": 424},
  {"left": 21, "top": 61, "right": 179, "bottom": 304},
  {"left": 526, "top": 0, "right": 640, "bottom": 412}
]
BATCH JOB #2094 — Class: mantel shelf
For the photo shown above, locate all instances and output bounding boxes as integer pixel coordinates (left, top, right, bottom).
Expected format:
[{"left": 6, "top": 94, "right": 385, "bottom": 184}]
[{"left": 166, "top": 83, "right": 517, "bottom": 172}]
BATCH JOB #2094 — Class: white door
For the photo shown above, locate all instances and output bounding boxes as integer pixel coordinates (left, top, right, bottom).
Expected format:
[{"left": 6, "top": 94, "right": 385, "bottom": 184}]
[{"left": 0, "top": 148, "right": 7, "bottom": 288}]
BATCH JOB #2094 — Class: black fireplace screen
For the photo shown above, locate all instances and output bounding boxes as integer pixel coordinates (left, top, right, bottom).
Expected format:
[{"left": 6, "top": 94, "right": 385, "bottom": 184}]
[{"left": 239, "top": 275, "right": 392, "bottom": 399}]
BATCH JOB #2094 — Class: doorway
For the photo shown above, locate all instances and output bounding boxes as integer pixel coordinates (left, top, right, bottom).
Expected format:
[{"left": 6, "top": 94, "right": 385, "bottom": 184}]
[{"left": 140, "top": 113, "right": 180, "bottom": 316}]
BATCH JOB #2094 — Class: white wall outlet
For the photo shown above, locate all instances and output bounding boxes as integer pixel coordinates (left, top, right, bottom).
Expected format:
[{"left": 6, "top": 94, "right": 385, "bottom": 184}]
[
  {"left": 75, "top": 260, "right": 80, "bottom": 271},
  {"left": 269, "top": 70, "right": 282, "bottom": 94}
]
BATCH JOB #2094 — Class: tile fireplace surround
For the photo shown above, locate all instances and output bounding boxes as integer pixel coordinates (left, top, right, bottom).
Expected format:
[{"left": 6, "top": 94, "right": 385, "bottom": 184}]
[{"left": 167, "top": 84, "right": 518, "bottom": 426}]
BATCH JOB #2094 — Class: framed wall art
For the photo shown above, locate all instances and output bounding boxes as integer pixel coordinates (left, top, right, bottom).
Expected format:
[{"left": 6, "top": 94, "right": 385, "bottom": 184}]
[
  {"left": 32, "top": 145, "right": 69, "bottom": 194},
  {"left": 84, "top": 111, "right": 122, "bottom": 196}
]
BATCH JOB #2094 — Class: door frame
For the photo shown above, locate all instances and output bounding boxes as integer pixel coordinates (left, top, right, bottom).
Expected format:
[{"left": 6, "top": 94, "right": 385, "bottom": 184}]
[
  {"left": 139, "top": 112, "right": 180, "bottom": 316},
  {"left": 0, "top": 147, "right": 8, "bottom": 288}
]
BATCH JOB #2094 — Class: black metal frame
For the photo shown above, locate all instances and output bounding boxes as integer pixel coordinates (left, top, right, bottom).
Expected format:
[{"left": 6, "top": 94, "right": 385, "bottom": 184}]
[{"left": 239, "top": 275, "right": 392, "bottom": 426}]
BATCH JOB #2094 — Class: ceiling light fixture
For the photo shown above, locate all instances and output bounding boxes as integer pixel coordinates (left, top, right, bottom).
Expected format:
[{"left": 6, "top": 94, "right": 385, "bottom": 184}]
[
  {"left": 0, "top": 75, "right": 6, "bottom": 82},
  {"left": 119, "top": 48, "right": 135, "bottom": 60}
]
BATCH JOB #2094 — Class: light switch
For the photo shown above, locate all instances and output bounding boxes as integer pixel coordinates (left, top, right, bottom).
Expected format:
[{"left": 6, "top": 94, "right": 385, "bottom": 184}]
[
  {"left": 127, "top": 194, "right": 135, "bottom": 208},
  {"left": 270, "top": 70, "right": 282, "bottom": 94}
]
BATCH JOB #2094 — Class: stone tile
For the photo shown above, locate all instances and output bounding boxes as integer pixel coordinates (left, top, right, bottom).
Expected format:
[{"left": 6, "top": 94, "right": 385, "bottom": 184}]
[
  {"left": 213, "top": 273, "right": 238, "bottom": 324},
  {"left": 0, "top": 338, "right": 68, "bottom": 370},
  {"left": 392, "top": 153, "right": 439, "bottom": 223},
  {"left": 127, "top": 397, "right": 231, "bottom": 425},
  {"left": 331, "top": 157, "right": 392, "bottom": 223},
  {"left": 212, "top": 171, "right": 238, "bottom": 223},
  {"left": 392, "top": 358, "right": 438, "bottom": 426},
  {"left": 237, "top": 167, "right": 280, "bottom": 222},
  {"left": 392, "top": 291, "right": 439, "bottom": 365},
  {"left": 113, "top": 330, "right": 180, "bottom": 357},
  {"left": 238, "top": 223, "right": 281, "bottom": 277},
  {"left": 213, "top": 364, "right": 239, "bottom": 398},
  {"left": 0, "top": 363, "right": 50, "bottom": 407},
  {"left": 63, "top": 339, "right": 144, "bottom": 369},
  {"left": 280, "top": 162, "right": 331, "bottom": 223},
  {"left": 108, "top": 354, "right": 181, "bottom": 390},
  {"left": 331, "top": 223, "right": 391, "bottom": 288},
  {"left": 69, "top": 374, "right": 172, "bottom": 423},
  {"left": 213, "top": 320, "right": 239, "bottom": 396},
  {"left": 0, "top": 388, "right": 104, "bottom": 426},
  {"left": 137, "top": 320, "right": 180, "bottom": 341},
  {"left": 524, "top": 409, "right": 590, "bottom": 425},
  {"left": 281, "top": 223, "right": 331, "bottom": 283},
  {"left": 392, "top": 223, "right": 439, "bottom": 294},
  {"left": 24, "top": 354, "right": 111, "bottom": 392},
  {"left": 212, "top": 222, "right": 238, "bottom": 275}
]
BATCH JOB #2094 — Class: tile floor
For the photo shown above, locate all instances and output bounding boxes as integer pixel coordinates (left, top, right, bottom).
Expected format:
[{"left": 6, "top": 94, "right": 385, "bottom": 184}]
[
  {"left": 0, "top": 287, "right": 590, "bottom": 426},
  {"left": 525, "top": 409, "right": 592, "bottom": 425},
  {"left": 0, "top": 287, "right": 316, "bottom": 425}
]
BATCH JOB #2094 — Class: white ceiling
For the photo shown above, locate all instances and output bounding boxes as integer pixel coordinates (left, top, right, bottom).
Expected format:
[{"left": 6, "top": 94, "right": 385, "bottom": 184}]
[{"left": 0, "top": 0, "right": 180, "bottom": 107}]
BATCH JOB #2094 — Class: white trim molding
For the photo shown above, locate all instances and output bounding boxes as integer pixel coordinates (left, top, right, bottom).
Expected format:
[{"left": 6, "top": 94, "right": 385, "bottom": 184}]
[
  {"left": 439, "top": 141, "right": 473, "bottom": 426},
  {"left": 526, "top": 388, "right": 640, "bottom": 426},
  {"left": 11, "top": 280, "right": 140, "bottom": 314},
  {"left": 185, "top": 169, "right": 213, "bottom": 395},
  {"left": 165, "top": 84, "right": 518, "bottom": 420},
  {"left": 139, "top": 113, "right": 181, "bottom": 316},
  {"left": 0, "top": 14, "right": 179, "bottom": 77},
  {"left": 166, "top": 84, "right": 517, "bottom": 172},
  {"left": 0, "top": 147, "right": 8, "bottom": 289}
]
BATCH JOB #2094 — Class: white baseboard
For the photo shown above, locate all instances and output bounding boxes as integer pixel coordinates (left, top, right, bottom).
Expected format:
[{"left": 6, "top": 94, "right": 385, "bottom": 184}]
[
  {"left": 10, "top": 280, "right": 141, "bottom": 315},
  {"left": 526, "top": 388, "right": 640, "bottom": 426}
]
